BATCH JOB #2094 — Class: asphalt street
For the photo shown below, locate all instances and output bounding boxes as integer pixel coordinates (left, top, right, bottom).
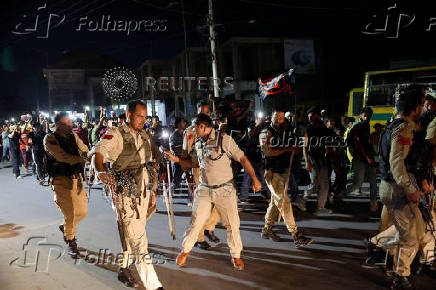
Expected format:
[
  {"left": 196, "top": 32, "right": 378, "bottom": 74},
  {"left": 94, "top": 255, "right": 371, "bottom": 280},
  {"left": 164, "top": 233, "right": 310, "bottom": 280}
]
[{"left": 0, "top": 162, "right": 434, "bottom": 290}]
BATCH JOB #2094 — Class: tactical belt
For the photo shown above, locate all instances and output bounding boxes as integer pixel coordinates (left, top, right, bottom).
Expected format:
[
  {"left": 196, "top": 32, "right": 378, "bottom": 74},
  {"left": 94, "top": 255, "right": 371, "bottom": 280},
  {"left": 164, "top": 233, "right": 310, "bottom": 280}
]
[
  {"left": 49, "top": 173, "right": 83, "bottom": 187},
  {"left": 201, "top": 179, "right": 233, "bottom": 189}
]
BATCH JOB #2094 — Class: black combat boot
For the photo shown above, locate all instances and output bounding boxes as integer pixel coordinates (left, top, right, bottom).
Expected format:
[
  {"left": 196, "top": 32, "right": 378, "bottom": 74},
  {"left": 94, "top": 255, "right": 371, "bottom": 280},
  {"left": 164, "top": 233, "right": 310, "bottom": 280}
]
[
  {"left": 204, "top": 230, "right": 220, "bottom": 243},
  {"left": 362, "top": 235, "right": 387, "bottom": 267},
  {"left": 118, "top": 267, "right": 139, "bottom": 288},
  {"left": 194, "top": 241, "right": 211, "bottom": 250},
  {"left": 66, "top": 238, "right": 80, "bottom": 257},
  {"left": 261, "top": 227, "right": 281, "bottom": 242},
  {"left": 391, "top": 274, "right": 414, "bottom": 290},
  {"left": 292, "top": 231, "right": 313, "bottom": 248}
]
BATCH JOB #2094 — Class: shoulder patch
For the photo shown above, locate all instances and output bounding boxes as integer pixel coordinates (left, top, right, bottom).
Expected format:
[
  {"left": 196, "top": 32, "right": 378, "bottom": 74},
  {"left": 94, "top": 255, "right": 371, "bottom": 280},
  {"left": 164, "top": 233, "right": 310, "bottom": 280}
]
[
  {"left": 398, "top": 136, "right": 410, "bottom": 145},
  {"left": 103, "top": 134, "right": 113, "bottom": 140}
]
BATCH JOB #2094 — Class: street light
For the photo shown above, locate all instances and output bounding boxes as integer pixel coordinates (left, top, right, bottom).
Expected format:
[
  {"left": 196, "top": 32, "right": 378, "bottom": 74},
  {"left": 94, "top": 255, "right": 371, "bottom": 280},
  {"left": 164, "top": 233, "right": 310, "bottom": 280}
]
[
  {"left": 11, "top": 117, "right": 15, "bottom": 122},
  {"left": 84, "top": 106, "right": 90, "bottom": 111},
  {"left": 257, "top": 111, "right": 264, "bottom": 119}
]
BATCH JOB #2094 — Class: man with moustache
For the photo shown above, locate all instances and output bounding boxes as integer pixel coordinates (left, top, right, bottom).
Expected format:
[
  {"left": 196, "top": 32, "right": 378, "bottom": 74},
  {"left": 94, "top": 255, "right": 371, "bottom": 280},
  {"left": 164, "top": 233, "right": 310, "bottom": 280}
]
[
  {"left": 374, "top": 86, "right": 435, "bottom": 289},
  {"left": 182, "top": 101, "right": 222, "bottom": 248},
  {"left": 165, "top": 113, "right": 262, "bottom": 270},
  {"left": 91, "top": 100, "right": 164, "bottom": 290},
  {"left": 419, "top": 94, "right": 436, "bottom": 131}
]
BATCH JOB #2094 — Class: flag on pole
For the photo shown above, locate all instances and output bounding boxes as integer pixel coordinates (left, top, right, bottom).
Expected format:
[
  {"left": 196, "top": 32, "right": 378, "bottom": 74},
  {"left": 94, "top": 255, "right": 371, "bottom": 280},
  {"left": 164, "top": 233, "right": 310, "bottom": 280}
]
[{"left": 258, "top": 67, "right": 295, "bottom": 101}]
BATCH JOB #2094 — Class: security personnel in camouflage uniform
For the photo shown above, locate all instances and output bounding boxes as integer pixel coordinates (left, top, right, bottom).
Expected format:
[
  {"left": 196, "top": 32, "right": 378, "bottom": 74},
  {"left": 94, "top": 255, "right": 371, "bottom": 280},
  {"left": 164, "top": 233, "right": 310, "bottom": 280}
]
[
  {"left": 379, "top": 86, "right": 435, "bottom": 289},
  {"left": 259, "top": 110, "right": 312, "bottom": 248},
  {"left": 166, "top": 113, "right": 262, "bottom": 270},
  {"left": 182, "top": 101, "right": 221, "bottom": 249},
  {"left": 91, "top": 100, "right": 164, "bottom": 290},
  {"left": 44, "top": 112, "right": 89, "bottom": 256}
]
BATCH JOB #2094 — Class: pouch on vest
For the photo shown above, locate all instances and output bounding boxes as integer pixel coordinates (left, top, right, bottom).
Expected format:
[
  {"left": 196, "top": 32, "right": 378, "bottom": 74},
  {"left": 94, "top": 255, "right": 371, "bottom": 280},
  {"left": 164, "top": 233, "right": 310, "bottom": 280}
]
[{"left": 45, "top": 133, "right": 83, "bottom": 178}]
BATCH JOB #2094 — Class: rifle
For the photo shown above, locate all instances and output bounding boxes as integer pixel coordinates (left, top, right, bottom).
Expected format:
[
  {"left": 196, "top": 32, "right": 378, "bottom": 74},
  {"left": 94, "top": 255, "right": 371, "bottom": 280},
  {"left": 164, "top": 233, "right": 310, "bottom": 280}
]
[
  {"left": 418, "top": 173, "right": 435, "bottom": 236},
  {"left": 404, "top": 172, "right": 436, "bottom": 240},
  {"left": 159, "top": 146, "right": 176, "bottom": 240},
  {"left": 405, "top": 133, "right": 436, "bottom": 238}
]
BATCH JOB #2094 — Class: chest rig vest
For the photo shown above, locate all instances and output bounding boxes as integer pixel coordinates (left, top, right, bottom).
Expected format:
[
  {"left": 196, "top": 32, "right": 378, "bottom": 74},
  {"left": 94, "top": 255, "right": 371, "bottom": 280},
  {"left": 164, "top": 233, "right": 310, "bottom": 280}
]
[
  {"left": 262, "top": 125, "right": 292, "bottom": 174},
  {"left": 111, "top": 126, "right": 158, "bottom": 200},
  {"left": 45, "top": 132, "right": 83, "bottom": 177}
]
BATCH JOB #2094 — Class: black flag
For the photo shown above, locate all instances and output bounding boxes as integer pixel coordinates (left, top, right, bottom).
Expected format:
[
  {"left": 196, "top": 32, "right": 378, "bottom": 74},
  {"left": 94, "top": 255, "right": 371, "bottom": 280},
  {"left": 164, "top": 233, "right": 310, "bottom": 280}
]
[{"left": 258, "top": 67, "right": 295, "bottom": 101}]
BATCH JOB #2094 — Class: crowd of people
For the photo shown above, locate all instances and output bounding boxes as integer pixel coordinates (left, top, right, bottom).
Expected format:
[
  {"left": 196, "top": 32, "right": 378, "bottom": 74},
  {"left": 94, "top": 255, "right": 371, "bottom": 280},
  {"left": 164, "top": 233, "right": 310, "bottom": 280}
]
[
  {"left": 0, "top": 100, "right": 370, "bottom": 213},
  {"left": 0, "top": 108, "right": 168, "bottom": 182},
  {"left": 1, "top": 87, "right": 435, "bottom": 289}
]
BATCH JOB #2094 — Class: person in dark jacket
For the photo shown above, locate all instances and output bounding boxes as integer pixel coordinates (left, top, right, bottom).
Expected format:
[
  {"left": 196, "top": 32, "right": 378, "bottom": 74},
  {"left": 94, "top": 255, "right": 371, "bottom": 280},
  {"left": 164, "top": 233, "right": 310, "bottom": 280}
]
[
  {"left": 346, "top": 107, "right": 378, "bottom": 211},
  {"left": 8, "top": 123, "right": 22, "bottom": 179},
  {"left": 303, "top": 106, "right": 333, "bottom": 214},
  {"left": 28, "top": 122, "right": 47, "bottom": 184}
]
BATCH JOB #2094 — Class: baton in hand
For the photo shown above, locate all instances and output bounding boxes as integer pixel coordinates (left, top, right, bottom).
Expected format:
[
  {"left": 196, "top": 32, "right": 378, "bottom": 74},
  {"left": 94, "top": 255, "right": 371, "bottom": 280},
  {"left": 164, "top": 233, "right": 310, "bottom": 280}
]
[{"left": 159, "top": 146, "right": 176, "bottom": 240}]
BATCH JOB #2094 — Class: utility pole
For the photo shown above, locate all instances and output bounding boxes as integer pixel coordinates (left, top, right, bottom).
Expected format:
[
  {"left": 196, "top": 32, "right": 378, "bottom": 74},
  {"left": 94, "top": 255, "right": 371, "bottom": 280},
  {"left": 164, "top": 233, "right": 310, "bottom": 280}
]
[
  {"left": 181, "top": 0, "right": 191, "bottom": 118},
  {"left": 208, "top": 0, "right": 219, "bottom": 112}
]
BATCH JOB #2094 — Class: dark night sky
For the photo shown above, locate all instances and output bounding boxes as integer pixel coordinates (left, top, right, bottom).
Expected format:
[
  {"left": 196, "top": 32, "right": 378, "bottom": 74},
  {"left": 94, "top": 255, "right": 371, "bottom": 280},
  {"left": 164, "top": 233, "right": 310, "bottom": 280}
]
[{"left": 0, "top": 0, "right": 435, "bottom": 117}]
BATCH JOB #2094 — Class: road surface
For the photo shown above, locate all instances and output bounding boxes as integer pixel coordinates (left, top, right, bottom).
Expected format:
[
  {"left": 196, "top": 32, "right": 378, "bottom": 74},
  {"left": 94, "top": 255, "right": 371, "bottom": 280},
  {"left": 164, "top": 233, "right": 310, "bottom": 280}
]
[{"left": 0, "top": 162, "right": 433, "bottom": 290}]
